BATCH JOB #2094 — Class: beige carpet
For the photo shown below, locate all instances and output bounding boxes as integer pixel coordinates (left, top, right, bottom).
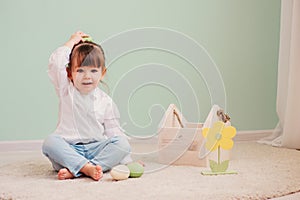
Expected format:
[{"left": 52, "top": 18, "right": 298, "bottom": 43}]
[{"left": 0, "top": 142, "right": 300, "bottom": 200}]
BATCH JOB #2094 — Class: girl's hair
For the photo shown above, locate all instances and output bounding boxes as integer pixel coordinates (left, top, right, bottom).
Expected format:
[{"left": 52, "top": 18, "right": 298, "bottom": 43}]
[{"left": 68, "top": 41, "right": 106, "bottom": 76}]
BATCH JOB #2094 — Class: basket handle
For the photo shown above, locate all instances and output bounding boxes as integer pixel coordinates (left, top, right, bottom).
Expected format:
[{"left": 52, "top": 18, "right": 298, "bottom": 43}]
[{"left": 173, "top": 109, "right": 184, "bottom": 128}]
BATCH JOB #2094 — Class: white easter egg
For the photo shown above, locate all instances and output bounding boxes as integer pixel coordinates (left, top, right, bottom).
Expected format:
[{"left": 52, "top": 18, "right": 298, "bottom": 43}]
[{"left": 110, "top": 165, "right": 130, "bottom": 181}]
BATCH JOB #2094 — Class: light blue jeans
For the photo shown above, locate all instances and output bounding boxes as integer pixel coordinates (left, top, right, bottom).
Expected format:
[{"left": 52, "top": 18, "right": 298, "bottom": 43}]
[{"left": 42, "top": 134, "right": 131, "bottom": 177}]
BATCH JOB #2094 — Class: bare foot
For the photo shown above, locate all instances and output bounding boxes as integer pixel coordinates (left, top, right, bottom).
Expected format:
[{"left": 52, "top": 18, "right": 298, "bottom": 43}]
[
  {"left": 80, "top": 163, "right": 103, "bottom": 181},
  {"left": 58, "top": 168, "right": 74, "bottom": 180}
]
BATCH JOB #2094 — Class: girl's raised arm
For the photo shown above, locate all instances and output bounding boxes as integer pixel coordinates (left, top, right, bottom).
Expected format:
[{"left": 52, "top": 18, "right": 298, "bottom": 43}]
[{"left": 64, "top": 31, "right": 89, "bottom": 49}]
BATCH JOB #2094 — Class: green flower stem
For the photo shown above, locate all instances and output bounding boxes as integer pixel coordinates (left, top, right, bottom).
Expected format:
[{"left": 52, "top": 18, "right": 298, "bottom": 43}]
[{"left": 218, "top": 146, "right": 220, "bottom": 165}]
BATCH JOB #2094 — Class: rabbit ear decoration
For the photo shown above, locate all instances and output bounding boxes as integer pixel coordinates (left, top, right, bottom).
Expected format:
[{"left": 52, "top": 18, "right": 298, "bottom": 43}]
[{"left": 82, "top": 36, "right": 93, "bottom": 42}]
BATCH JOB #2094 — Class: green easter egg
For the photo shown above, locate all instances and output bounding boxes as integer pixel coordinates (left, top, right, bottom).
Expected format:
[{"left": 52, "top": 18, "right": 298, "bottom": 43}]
[{"left": 127, "top": 162, "right": 144, "bottom": 178}]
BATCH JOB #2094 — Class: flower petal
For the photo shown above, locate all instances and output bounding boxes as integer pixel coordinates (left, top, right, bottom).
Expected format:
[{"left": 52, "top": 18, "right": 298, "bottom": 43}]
[
  {"left": 212, "top": 141, "right": 220, "bottom": 151},
  {"left": 202, "top": 128, "right": 209, "bottom": 138},
  {"left": 205, "top": 121, "right": 225, "bottom": 151},
  {"left": 221, "top": 126, "right": 236, "bottom": 139},
  {"left": 220, "top": 138, "right": 234, "bottom": 150},
  {"left": 205, "top": 139, "right": 219, "bottom": 151},
  {"left": 208, "top": 121, "right": 224, "bottom": 137}
]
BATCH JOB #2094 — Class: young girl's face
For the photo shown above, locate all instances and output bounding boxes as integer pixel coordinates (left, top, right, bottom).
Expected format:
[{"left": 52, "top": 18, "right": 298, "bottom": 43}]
[{"left": 71, "top": 66, "right": 102, "bottom": 94}]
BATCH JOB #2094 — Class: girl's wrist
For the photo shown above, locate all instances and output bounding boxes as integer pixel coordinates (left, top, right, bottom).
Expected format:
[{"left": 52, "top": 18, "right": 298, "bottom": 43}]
[{"left": 64, "top": 40, "right": 75, "bottom": 49}]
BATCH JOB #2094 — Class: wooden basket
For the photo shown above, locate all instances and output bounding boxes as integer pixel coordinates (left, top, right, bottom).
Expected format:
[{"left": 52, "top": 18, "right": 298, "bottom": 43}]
[{"left": 158, "top": 104, "right": 208, "bottom": 167}]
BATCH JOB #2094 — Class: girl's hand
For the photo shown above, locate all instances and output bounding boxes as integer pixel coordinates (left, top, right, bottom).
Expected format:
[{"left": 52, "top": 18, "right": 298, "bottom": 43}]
[{"left": 64, "top": 31, "right": 89, "bottom": 49}]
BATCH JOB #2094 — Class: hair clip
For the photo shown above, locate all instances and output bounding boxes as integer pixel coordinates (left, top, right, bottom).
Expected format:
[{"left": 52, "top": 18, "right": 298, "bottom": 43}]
[{"left": 82, "top": 36, "right": 93, "bottom": 42}]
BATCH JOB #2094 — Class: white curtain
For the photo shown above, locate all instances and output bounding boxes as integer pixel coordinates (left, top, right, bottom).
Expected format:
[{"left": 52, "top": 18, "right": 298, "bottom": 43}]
[{"left": 259, "top": 0, "right": 300, "bottom": 149}]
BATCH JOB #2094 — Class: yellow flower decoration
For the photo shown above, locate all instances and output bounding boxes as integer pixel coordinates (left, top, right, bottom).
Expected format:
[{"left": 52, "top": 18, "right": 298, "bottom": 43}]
[{"left": 202, "top": 121, "right": 236, "bottom": 151}]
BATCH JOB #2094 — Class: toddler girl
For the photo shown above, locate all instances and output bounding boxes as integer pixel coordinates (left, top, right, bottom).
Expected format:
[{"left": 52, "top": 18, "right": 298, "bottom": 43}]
[{"left": 42, "top": 31, "right": 132, "bottom": 181}]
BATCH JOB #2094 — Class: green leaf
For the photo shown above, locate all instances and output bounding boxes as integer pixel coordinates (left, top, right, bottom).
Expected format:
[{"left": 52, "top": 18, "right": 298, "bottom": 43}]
[
  {"left": 209, "top": 160, "right": 218, "bottom": 172},
  {"left": 209, "top": 160, "right": 230, "bottom": 172},
  {"left": 219, "top": 160, "right": 229, "bottom": 172}
]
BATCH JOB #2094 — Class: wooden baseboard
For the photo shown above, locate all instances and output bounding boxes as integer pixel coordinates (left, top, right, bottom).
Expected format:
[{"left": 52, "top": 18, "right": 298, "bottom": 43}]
[
  {"left": 0, "top": 140, "right": 43, "bottom": 152},
  {"left": 235, "top": 129, "right": 273, "bottom": 142},
  {"left": 0, "top": 130, "right": 274, "bottom": 152}
]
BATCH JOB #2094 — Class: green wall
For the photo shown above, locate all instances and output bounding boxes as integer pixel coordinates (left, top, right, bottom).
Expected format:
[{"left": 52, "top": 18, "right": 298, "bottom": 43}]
[{"left": 0, "top": 0, "right": 280, "bottom": 141}]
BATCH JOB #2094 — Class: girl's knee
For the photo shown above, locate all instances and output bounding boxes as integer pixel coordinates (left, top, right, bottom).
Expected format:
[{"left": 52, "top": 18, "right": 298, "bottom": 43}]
[
  {"left": 42, "top": 135, "right": 63, "bottom": 155},
  {"left": 111, "top": 136, "right": 131, "bottom": 153}
]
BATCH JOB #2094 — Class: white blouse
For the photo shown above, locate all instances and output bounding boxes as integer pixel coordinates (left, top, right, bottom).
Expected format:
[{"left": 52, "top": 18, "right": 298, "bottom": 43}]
[{"left": 48, "top": 46, "right": 126, "bottom": 145}]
